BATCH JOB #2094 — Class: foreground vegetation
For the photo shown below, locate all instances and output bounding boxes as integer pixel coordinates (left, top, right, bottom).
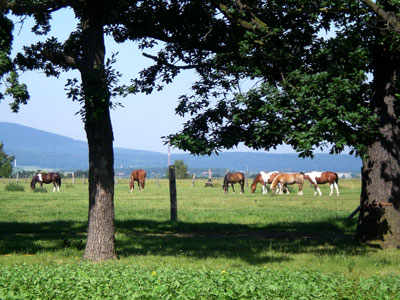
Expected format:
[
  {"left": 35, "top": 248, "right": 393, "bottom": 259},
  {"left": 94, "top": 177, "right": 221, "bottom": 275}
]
[{"left": 1, "top": 178, "right": 399, "bottom": 299}]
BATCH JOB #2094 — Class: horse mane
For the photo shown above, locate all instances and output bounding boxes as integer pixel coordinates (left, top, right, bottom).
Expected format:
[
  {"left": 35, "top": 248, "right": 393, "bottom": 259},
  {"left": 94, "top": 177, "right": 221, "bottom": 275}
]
[
  {"left": 251, "top": 173, "right": 261, "bottom": 186},
  {"left": 270, "top": 173, "right": 282, "bottom": 188}
]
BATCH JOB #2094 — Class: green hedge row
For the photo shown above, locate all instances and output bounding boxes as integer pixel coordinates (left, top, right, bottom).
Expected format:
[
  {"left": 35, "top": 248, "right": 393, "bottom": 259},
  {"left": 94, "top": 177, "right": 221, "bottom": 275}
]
[{"left": 1, "top": 263, "right": 399, "bottom": 300}]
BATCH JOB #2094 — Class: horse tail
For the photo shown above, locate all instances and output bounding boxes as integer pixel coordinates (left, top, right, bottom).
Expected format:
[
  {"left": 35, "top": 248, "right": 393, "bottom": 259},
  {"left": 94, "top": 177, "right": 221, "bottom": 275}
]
[
  {"left": 334, "top": 172, "right": 339, "bottom": 184},
  {"left": 57, "top": 175, "right": 62, "bottom": 187}
]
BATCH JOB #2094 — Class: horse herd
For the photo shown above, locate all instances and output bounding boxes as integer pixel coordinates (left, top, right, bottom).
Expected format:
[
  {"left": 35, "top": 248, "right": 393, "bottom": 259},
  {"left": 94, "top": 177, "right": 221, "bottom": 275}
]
[
  {"left": 223, "top": 171, "right": 339, "bottom": 196},
  {"left": 29, "top": 169, "right": 339, "bottom": 197}
]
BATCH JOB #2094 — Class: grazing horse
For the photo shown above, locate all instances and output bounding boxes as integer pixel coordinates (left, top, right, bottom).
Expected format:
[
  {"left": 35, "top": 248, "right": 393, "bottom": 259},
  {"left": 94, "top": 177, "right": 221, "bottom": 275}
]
[
  {"left": 303, "top": 171, "right": 339, "bottom": 196},
  {"left": 251, "top": 171, "right": 280, "bottom": 194},
  {"left": 130, "top": 169, "right": 146, "bottom": 192},
  {"left": 270, "top": 172, "right": 304, "bottom": 195},
  {"left": 30, "top": 172, "right": 61, "bottom": 192},
  {"left": 223, "top": 172, "right": 245, "bottom": 194}
]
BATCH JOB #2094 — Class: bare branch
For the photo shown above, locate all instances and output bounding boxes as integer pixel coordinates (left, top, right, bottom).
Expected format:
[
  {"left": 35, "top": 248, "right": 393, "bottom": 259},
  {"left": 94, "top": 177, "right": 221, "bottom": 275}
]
[{"left": 142, "top": 53, "right": 198, "bottom": 70}]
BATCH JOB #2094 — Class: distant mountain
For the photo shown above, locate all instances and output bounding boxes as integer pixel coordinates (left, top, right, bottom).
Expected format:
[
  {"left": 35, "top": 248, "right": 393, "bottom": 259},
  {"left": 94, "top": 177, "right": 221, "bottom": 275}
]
[{"left": 0, "top": 122, "right": 361, "bottom": 173}]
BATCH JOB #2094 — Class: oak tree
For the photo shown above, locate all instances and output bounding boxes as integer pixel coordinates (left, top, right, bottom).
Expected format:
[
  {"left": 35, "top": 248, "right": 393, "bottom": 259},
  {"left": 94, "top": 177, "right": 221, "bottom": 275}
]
[
  {"left": 158, "top": 0, "right": 400, "bottom": 248},
  {"left": 0, "top": 0, "right": 225, "bottom": 261}
]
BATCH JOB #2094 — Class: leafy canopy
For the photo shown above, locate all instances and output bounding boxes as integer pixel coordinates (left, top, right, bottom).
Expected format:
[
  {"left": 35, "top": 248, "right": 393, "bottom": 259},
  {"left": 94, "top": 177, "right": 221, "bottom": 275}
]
[{"left": 146, "top": 0, "right": 398, "bottom": 158}]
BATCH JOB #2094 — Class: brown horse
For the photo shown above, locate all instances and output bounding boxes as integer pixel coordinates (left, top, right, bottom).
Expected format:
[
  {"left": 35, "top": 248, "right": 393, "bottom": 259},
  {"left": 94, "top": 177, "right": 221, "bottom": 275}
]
[
  {"left": 30, "top": 172, "right": 62, "bottom": 192},
  {"left": 130, "top": 169, "right": 146, "bottom": 192},
  {"left": 223, "top": 172, "right": 245, "bottom": 194},
  {"left": 303, "top": 171, "right": 339, "bottom": 196},
  {"left": 251, "top": 171, "right": 280, "bottom": 194},
  {"left": 270, "top": 172, "right": 304, "bottom": 195}
]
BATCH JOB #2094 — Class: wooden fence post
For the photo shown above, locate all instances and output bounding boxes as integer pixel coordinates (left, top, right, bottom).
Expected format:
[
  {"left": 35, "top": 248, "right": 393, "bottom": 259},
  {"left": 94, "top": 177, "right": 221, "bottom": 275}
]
[
  {"left": 169, "top": 165, "right": 177, "bottom": 222},
  {"left": 191, "top": 173, "right": 196, "bottom": 187}
]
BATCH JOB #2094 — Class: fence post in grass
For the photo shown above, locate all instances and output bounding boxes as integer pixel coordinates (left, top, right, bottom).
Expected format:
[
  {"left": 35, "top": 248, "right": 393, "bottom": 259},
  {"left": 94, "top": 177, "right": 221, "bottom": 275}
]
[
  {"left": 192, "top": 173, "right": 196, "bottom": 187},
  {"left": 156, "top": 174, "right": 160, "bottom": 188},
  {"left": 169, "top": 165, "right": 177, "bottom": 222}
]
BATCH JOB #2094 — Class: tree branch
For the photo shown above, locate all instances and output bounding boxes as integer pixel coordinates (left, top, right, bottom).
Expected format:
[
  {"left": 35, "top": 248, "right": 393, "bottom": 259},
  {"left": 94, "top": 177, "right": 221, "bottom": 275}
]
[
  {"left": 213, "top": 0, "right": 368, "bottom": 33},
  {"left": 142, "top": 53, "right": 198, "bottom": 70},
  {"left": 360, "top": 0, "right": 400, "bottom": 34},
  {"left": 216, "top": 1, "right": 269, "bottom": 33},
  {"left": 42, "top": 49, "right": 78, "bottom": 69}
]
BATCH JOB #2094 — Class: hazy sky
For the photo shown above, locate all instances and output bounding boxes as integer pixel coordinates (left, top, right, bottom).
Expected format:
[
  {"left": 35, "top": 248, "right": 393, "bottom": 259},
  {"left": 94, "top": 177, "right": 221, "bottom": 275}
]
[{"left": 0, "top": 9, "right": 298, "bottom": 154}]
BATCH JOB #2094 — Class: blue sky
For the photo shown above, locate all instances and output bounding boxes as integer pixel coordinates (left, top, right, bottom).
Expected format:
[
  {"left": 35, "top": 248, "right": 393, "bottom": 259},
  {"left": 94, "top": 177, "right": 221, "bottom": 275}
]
[{"left": 0, "top": 9, "right": 298, "bottom": 154}]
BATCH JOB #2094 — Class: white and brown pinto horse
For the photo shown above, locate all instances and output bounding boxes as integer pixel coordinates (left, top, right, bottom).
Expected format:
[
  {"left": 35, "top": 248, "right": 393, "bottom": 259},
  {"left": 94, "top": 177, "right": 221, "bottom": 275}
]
[
  {"left": 270, "top": 172, "right": 304, "bottom": 195},
  {"left": 251, "top": 171, "right": 280, "bottom": 194},
  {"left": 223, "top": 172, "right": 245, "bottom": 194},
  {"left": 303, "top": 171, "right": 339, "bottom": 196},
  {"left": 30, "top": 172, "right": 61, "bottom": 192},
  {"left": 130, "top": 169, "right": 147, "bottom": 192}
]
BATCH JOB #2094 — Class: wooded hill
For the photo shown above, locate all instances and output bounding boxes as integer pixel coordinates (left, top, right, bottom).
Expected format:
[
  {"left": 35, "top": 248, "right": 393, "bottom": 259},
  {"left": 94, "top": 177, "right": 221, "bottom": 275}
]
[{"left": 1, "top": 122, "right": 361, "bottom": 175}]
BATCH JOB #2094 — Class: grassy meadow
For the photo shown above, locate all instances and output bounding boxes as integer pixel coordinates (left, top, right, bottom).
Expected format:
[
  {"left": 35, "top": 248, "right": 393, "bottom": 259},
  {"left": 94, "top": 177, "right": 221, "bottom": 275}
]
[{"left": 1, "top": 176, "right": 400, "bottom": 299}]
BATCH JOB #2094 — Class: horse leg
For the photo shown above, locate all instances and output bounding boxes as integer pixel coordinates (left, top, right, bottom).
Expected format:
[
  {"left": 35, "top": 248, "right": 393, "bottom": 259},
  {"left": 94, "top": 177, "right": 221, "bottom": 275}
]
[
  {"left": 334, "top": 182, "right": 339, "bottom": 196},
  {"left": 284, "top": 184, "right": 289, "bottom": 194},
  {"left": 274, "top": 183, "right": 280, "bottom": 194},
  {"left": 53, "top": 182, "right": 56, "bottom": 192},
  {"left": 329, "top": 184, "right": 333, "bottom": 196},
  {"left": 262, "top": 183, "right": 268, "bottom": 194},
  {"left": 279, "top": 183, "right": 284, "bottom": 195},
  {"left": 240, "top": 182, "right": 244, "bottom": 194},
  {"left": 314, "top": 184, "right": 321, "bottom": 196},
  {"left": 298, "top": 183, "right": 303, "bottom": 195},
  {"left": 139, "top": 180, "right": 144, "bottom": 192},
  {"left": 231, "top": 183, "right": 235, "bottom": 193}
]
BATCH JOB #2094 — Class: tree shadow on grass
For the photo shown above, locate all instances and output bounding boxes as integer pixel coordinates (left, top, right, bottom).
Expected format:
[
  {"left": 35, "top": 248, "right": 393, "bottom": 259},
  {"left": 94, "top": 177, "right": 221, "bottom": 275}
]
[{"left": 0, "top": 217, "right": 373, "bottom": 265}]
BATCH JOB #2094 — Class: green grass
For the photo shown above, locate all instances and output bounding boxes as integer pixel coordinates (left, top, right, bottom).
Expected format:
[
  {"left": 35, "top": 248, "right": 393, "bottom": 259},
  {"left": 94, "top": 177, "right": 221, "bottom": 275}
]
[{"left": 1, "top": 177, "right": 399, "bottom": 299}]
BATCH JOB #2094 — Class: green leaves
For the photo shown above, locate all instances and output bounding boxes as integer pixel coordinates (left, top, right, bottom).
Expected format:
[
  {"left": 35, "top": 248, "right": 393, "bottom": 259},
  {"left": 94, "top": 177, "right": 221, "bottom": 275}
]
[
  {"left": 1, "top": 264, "right": 399, "bottom": 299},
  {"left": 165, "top": 0, "right": 392, "bottom": 157},
  {"left": 0, "top": 13, "right": 29, "bottom": 112}
]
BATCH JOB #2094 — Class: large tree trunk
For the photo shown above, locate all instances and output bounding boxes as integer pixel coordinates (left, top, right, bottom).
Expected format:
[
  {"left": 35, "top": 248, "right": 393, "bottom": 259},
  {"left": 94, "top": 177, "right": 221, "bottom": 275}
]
[
  {"left": 80, "top": 5, "right": 117, "bottom": 261},
  {"left": 83, "top": 109, "right": 116, "bottom": 261},
  {"left": 357, "top": 48, "right": 400, "bottom": 249}
]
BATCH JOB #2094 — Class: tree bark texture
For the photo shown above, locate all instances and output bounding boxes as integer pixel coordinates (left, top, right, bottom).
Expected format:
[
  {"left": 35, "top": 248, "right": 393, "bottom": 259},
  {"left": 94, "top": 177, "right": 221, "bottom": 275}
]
[
  {"left": 357, "top": 48, "right": 400, "bottom": 249},
  {"left": 81, "top": 5, "right": 117, "bottom": 261}
]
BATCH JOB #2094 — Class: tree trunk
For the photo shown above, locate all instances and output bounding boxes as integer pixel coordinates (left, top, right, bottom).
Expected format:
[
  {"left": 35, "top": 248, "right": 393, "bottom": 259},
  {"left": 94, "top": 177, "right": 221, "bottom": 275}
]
[
  {"left": 83, "top": 111, "right": 116, "bottom": 261},
  {"left": 80, "top": 5, "right": 117, "bottom": 261},
  {"left": 357, "top": 49, "right": 400, "bottom": 249}
]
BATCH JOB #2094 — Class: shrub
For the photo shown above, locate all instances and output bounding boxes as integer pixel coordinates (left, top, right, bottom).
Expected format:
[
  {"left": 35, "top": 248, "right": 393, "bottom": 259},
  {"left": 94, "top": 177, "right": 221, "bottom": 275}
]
[{"left": 4, "top": 183, "right": 25, "bottom": 192}]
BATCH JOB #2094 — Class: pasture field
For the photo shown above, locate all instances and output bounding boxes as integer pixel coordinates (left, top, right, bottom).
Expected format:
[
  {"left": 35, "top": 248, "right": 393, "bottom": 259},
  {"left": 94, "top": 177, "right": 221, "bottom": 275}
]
[{"left": 1, "top": 177, "right": 400, "bottom": 299}]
